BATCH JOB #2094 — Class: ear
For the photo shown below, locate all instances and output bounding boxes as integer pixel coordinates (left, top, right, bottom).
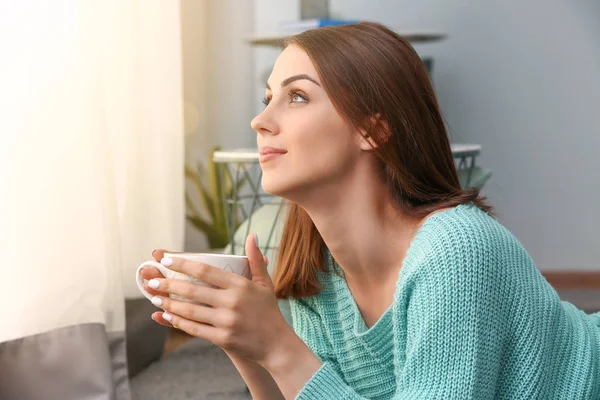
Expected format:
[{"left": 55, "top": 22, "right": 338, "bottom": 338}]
[{"left": 357, "top": 114, "right": 391, "bottom": 151}]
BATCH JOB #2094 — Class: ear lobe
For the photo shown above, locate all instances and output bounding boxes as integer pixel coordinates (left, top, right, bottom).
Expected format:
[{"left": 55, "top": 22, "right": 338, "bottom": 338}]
[
  {"left": 358, "top": 131, "right": 379, "bottom": 151},
  {"left": 358, "top": 114, "right": 391, "bottom": 151}
]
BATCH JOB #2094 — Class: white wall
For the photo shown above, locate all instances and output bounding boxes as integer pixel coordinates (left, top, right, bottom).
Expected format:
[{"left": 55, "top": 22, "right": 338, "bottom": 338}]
[
  {"left": 253, "top": 0, "right": 300, "bottom": 115},
  {"left": 181, "top": 0, "right": 255, "bottom": 251},
  {"left": 253, "top": 0, "right": 600, "bottom": 270}
]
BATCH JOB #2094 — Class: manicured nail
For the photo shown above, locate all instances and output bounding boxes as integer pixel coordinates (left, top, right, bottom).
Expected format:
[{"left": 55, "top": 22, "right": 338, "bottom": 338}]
[
  {"left": 161, "top": 257, "right": 173, "bottom": 267},
  {"left": 254, "top": 233, "right": 259, "bottom": 248},
  {"left": 148, "top": 279, "right": 160, "bottom": 289},
  {"left": 151, "top": 296, "right": 163, "bottom": 306},
  {"left": 162, "top": 312, "right": 173, "bottom": 322}
]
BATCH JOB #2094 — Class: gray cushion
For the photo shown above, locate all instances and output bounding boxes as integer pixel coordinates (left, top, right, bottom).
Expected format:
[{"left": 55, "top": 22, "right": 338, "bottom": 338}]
[{"left": 125, "top": 298, "right": 169, "bottom": 378}]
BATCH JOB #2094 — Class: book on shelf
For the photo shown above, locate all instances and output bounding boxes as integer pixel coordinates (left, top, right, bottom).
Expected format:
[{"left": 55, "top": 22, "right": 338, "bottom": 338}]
[{"left": 279, "top": 18, "right": 360, "bottom": 31}]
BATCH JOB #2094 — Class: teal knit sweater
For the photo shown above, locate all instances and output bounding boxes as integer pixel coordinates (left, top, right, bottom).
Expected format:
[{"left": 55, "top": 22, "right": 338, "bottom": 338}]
[{"left": 290, "top": 203, "right": 600, "bottom": 399}]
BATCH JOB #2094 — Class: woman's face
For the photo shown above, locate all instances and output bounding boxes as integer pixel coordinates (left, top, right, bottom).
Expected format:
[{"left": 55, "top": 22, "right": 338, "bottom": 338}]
[{"left": 251, "top": 45, "right": 362, "bottom": 200}]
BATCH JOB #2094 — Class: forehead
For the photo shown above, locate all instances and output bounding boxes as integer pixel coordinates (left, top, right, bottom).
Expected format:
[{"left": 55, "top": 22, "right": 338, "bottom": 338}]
[{"left": 269, "top": 45, "right": 319, "bottom": 84}]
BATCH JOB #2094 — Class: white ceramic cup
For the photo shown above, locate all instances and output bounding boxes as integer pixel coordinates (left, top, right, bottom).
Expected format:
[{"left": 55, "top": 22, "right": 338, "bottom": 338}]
[{"left": 135, "top": 252, "right": 250, "bottom": 302}]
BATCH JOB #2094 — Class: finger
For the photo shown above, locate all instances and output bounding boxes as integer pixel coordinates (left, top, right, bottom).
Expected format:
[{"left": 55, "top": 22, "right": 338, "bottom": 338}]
[
  {"left": 161, "top": 312, "right": 220, "bottom": 342},
  {"left": 140, "top": 266, "right": 167, "bottom": 297},
  {"left": 245, "top": 234, "right": 272, "bottom": 288},
  {"left": 152, "top": 295, "right": 220, "bottom": 326},
  {"left": 152, "top": 249, "right": 170, "bottom": 262},
  {"left": 139, "top": 266, "right": 165, "bottom": 280},
  {"left": 151, "top": 311, "right": 173, "bottom": 327},
  {"left": 147, "top": 279, "right": 224, "bottom": 307},
  {"left": 143, "top": 281, "right": 164, "bottom": 298},
  {"left": 162, "top": 257, "right": 243, "bottom": 289},
  {"left": 263, "top": 255, "right": 269, "bottom": 266}
]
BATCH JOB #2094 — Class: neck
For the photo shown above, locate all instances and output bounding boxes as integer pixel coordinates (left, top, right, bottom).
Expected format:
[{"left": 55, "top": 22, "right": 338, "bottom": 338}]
[{"left": 293, "top": 162, "right": 423, "bottom": 283}]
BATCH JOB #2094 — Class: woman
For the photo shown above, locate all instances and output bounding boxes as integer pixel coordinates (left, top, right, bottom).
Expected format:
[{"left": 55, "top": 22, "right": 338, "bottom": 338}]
[{"left": 140, "top": 22, "right": 600, "bottom": 399}]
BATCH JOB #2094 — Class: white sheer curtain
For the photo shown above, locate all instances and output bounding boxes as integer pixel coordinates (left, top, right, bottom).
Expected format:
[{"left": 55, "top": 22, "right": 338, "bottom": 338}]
[{"left": 0, "top": 1, "right": 184, "bottom": 398}]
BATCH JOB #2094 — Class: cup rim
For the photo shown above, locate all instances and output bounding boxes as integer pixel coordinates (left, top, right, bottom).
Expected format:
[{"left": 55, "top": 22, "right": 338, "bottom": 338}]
[{"left": 164, "top": 252, "right": 248, "bottom": 259}]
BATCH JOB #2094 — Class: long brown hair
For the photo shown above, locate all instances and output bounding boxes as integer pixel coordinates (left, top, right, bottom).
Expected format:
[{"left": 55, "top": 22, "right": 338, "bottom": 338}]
[{"left": 273, "top": 22, "right": 493, "bottom": 299}]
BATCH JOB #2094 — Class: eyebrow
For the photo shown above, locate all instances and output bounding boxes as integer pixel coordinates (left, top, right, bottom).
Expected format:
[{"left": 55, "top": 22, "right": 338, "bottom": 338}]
[{"left": 266, "top": 74, "right": 321, "bottom": 90}]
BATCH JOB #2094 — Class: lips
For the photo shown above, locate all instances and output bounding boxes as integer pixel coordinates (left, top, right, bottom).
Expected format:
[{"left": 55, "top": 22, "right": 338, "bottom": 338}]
[
  {"left": 259, "top": 146, "right": 287, "bottom": 163},
  {"left": 259, "top": 146, "right": 287, "bottom": 155}
]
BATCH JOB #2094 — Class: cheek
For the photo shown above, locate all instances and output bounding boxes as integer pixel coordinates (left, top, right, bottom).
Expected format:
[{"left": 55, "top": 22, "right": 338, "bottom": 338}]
[
  {"left": 262, "top": 97, "right": 359, "bottom": 190},
  {"left": 294, "top": 136, "right": 349, "bottom": 172},
  {"left": 261, "top": 151, "right": 348, "bottom": 197},
  {"left": 289, "top": 113, "right": 351, "bottom": 171},
  {"left": 261, "top": 119, "right": 356, "bottom": 195}
]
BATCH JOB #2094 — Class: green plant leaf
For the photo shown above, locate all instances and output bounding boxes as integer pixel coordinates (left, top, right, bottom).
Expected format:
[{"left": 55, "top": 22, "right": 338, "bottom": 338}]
[
  {"left": 185, "top": 165, "right": 217, "bottom": 221},
  {"left": 184, "top": 164, "right": 203, "bottom": 193},
  {"left": 224, "top": 165, "right": 233, "bottom": 195},
  {"left": 231, "top": 176, "right": 248, "bottom": 226},
  {"left": 183, "top": 146, "right": 250, "bottom": 249},
  {"left": 208, "top": 147, "right": 227, "bottom": 233},
  {"left": 198, "top": 182, "right": 217, "bottom": 222},
  {"left": 185, "top": 193, "right": 200, "bottom": 217},
  {"left": 186, "top": 215, "right": 228, "bottom": 249}
]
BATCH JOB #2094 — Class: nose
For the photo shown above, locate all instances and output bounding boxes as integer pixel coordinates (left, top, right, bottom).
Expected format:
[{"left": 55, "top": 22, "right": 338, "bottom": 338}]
[{"left": 251, "top": 108, "right": 279, "bottom": 136}]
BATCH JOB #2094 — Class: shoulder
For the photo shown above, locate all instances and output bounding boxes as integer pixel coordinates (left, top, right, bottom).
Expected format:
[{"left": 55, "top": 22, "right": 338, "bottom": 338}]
[
  {"left": 424, "top": 203, "right": 510, "bottom": 253},
  {"left": 425, "top": 203, "right": 517, "bottom": 262},
  {"left": 399, "top": 203, "right": 523, "bottom": 293},
  {"left": 393, "top": 205, "right": 525, "bottom": 334}
]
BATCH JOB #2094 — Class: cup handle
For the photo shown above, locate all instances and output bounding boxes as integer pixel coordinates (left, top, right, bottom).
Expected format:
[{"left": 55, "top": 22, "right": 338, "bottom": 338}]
[{"left": 136, "top": 261, "right": 171, "bottom": 301}]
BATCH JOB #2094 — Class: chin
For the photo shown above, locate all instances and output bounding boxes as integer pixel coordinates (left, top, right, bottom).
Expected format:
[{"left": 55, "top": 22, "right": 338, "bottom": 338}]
[
  {"left": 260, "top": 173, "right": 287, "bottom": 197},
  {"left": 261, "top": 172, "right": 303, "bottom": 200}
]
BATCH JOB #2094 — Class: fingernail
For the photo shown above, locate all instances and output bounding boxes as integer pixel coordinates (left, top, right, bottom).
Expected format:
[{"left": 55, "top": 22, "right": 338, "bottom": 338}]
[
  {"left": 163, "top": 312, "right": 172, "bottom": 322},
  {"left": 151, "top": 296, "right": 163, "bottom": 307},
  {"left": 148, "top": 279, "right": 160, "bottom": 289},
  {"left": 161, "top": 257, "right": 173, "bottom": 267},
  {"left": 151, "top": 249, "right": 157, "bottom": 256},
  {"left": 254, "top": 233, "right": 259, "bottom": 248}
]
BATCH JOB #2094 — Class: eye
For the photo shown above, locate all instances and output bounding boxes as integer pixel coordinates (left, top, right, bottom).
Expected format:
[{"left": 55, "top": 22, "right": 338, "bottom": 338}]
[
  {"left": 262, "top": 96, "right": 271, "bottom": 107},
  {"left": 288, "top": 90, "right": 308, "bottom": 104}
]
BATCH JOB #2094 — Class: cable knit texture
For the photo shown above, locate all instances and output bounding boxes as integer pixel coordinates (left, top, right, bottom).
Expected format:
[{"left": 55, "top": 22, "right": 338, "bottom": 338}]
[{"left": 291, "top": 203, "right": 600, "bottom": 399}]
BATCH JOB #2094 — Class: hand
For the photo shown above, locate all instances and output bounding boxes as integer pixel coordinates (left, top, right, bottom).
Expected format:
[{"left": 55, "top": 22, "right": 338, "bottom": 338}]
[
  {"left": 140, "top": 234, "right": 295, "bottom": 368},
  {"left": 139, "top": 245, "right": 269, "bottom": 328}
]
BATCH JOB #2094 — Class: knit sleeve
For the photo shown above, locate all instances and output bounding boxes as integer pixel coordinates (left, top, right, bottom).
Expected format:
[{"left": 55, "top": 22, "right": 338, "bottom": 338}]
[
  {"left": 294, "top": 228, "right": 508, "bottom": 399},
  {"left": 391, "top": 231, "right": 508, "bottom": 398},
  {"left": 290, "top": 297, "right": 338, "bottom": 367}
]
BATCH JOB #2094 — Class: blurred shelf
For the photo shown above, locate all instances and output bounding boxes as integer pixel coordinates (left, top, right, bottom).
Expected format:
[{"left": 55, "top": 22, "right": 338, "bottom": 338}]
[
  {"left": 246, "top": 30, "right": 447, "bottom": 47},
  {"left": 451, "top": 143, "right": 481, "bottom": 158}
]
